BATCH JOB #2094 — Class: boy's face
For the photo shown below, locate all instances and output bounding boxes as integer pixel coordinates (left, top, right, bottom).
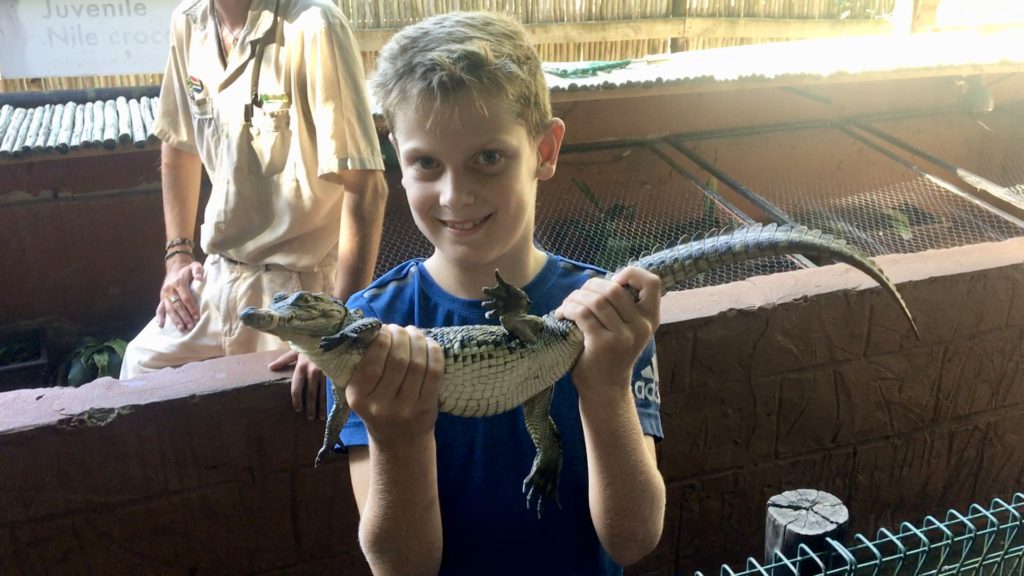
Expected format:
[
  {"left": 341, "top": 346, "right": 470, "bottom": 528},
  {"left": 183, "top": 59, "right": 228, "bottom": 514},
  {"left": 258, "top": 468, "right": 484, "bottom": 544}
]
[{"left": 390, "top": 92, "right": 564, "bottom": 279}]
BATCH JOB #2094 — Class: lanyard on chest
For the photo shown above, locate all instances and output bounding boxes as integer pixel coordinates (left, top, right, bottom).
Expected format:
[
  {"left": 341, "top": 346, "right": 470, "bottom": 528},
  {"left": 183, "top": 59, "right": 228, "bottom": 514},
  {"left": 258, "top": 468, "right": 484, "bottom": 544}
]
[{"left": 244, "top": 0, "right": 281, "bottom": 125}]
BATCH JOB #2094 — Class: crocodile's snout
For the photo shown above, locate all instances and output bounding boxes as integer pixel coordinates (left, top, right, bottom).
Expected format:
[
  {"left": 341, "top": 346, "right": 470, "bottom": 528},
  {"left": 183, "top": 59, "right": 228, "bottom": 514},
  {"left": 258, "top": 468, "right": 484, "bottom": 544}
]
[{"left": 240, "top": 306, "right": 270, "bottom": 328}]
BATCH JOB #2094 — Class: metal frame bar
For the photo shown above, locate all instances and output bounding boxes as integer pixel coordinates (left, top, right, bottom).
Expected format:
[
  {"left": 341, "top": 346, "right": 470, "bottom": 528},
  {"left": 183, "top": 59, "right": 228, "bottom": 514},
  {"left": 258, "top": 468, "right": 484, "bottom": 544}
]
[
  {"left": 849, "top": 119, "right": 1024, "bottom": 213},
  {"left": 662, "top": 137, "right": 797, "bottom": 227},
  {"left": 837, "top": 124, "right": 1024, "bottom": 229},
  {"left": 644, "top": 142, "right": 755, "bottom": 226}
]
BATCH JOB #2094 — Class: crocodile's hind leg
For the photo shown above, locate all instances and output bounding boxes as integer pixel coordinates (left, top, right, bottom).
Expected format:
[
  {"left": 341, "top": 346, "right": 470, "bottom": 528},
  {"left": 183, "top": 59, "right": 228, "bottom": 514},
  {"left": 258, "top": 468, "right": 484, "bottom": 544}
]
[
  {"left": 482, "top": 270, "right": 545, "bottom": 343},
  {"left": 521, "top": 386, "right": 562, "bottom": 517},
  {"left": 316, "top": 391, "right": 350, "bottom": 466}
]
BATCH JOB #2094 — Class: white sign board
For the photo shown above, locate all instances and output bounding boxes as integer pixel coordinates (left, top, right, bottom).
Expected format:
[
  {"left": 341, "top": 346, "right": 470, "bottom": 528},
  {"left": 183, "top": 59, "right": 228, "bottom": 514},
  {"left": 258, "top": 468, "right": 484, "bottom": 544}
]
[{"left": 0, "top": 0, "right": 177, "bottom": 79}]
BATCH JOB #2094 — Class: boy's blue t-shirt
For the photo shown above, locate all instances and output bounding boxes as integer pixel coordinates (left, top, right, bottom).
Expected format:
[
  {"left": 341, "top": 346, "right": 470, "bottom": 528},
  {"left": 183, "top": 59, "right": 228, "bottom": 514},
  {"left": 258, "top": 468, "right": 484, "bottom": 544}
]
[{"left": 332, "top": 254, "right": 662, "bottom": 576}]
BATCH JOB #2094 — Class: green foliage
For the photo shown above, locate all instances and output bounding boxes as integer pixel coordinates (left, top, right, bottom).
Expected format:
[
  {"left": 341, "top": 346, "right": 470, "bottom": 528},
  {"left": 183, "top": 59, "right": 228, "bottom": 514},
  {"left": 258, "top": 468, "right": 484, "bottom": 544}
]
[
  {"left": 699, "top": 176, "right": 725, "bottom": 231},
  {"left": 0, "top": 340, "right": 39, "bottom": 366},
  {"left": 65, "top": 337, "right": 128, "bottom": 387},
  {"left": 879, "top": 207, "right": 913, "bottom": 240},
  {"left": 571, "top": 177, "right": 654, "bottom": 270}
]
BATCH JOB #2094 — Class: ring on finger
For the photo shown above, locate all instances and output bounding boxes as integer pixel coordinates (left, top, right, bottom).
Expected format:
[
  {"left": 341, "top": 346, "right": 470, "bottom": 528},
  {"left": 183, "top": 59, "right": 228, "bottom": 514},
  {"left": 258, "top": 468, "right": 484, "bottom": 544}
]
[{"left": 169, "top": 294, "right": 181, "bottom": 304}]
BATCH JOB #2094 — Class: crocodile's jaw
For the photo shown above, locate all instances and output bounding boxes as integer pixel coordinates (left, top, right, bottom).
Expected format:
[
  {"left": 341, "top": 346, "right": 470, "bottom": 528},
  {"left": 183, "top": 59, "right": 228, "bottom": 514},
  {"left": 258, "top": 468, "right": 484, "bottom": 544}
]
[
  {"left": 239, "top": 306, "right": 282, "bottom": 332},
  {"left": 239, "top": 306, "right": 331, "bottom": 353}
]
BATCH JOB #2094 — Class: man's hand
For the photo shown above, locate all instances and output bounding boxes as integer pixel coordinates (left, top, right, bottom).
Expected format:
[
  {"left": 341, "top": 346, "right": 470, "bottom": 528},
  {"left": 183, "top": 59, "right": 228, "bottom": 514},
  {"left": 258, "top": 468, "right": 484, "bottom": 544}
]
[
  {"left": 270, "top": 351, "right": 328, "bottom": 420},
  {"left": 158, "top": 255, "right": 204, "bottom": 332}
]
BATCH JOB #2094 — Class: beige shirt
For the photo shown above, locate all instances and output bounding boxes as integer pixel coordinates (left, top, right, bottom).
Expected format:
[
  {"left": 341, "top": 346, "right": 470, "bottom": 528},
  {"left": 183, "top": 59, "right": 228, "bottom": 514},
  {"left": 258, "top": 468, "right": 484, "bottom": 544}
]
[{"left": 154, "top": 0, "right": 383, "bottom": 271}]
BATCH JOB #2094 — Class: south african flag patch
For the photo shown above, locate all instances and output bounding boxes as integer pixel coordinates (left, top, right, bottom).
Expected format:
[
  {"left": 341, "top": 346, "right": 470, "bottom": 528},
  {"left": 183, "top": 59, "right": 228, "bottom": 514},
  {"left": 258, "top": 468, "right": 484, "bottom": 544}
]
[{"left": 187, "top": 75, "right": 204, "bottom": 96}]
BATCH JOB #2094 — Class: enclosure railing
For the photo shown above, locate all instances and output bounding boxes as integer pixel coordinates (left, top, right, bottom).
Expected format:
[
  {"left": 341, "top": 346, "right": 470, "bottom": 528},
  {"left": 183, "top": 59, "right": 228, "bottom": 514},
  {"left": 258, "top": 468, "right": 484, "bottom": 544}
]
[{"left": 707, "top": 493, "right": 1024, "bottom": 576}]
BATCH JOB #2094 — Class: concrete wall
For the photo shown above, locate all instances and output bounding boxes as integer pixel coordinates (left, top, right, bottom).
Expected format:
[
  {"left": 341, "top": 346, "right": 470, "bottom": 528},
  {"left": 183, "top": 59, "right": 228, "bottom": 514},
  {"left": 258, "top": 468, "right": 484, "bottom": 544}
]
[
  {"left": 1, "top": 238, "right": 1021, "bottom": 575},
  {"left": 633, "top": 237, "right": 1024, "bottom": 575}
]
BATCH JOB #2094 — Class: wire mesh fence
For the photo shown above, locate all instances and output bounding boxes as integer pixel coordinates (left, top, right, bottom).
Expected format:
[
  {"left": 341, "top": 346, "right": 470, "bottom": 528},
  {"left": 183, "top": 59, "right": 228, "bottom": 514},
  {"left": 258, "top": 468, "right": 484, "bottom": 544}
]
[
  {"left": 373, "top": 171, "right": 434, "bottom": 278},
  {"left": 710, "top": 492, "right": 1024, "bottom": 576},
  {"left": 857, "top": 110, "right": 1024, "bottom": 205},
  {"left": 372, "top": 142, "right": 802, "bottom": 286},
  {"left": 670, "top": 124, "right": 1024, "bottom": 258},
  {"left": 533, "top": 144, "right": 800, "bottom": 288},
  {"left": 373, "top": 115, "right": 1024, "bottom": 284}
]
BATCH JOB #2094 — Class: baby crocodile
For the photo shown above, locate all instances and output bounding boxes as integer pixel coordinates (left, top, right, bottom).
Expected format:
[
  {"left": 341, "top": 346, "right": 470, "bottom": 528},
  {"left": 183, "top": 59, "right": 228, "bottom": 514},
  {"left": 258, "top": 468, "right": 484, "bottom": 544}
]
[{"left": 240, "top": 224, "right": 918, "bottom": 513}]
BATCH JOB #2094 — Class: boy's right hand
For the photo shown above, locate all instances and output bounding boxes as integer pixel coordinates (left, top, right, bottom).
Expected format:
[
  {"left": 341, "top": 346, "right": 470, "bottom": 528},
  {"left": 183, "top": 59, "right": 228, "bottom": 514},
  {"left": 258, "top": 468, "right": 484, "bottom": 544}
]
[
  {"left": 346, "top": 324, "right": 445, "bottom": 448},
  {"left": 158, "top": 255, "right": 204, "bottom": 332}
]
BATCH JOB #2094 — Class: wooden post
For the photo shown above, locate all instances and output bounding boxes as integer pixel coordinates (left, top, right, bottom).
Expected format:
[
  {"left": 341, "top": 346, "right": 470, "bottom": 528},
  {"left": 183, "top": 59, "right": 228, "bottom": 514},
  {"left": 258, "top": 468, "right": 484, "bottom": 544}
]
[
  {"left": 91, "top": 100, "right": 105, "bottom": 147},
  {"left": 765, "top": 489, "right": 849, "bottom": 573},
  {"left": 12, "top": 107, "right": 33, "bottom": 157},
  {"left": 0, "top": 107, "right": 27, "bottom": 159},
  {"left": 44, "top": 103, "right": 64, "bottom": 152},
  {"left": 128, "top": 98, "right": 147, "bottom": 148},
  {"left": 911, "top": 0, "right": 941, "bottom": 33},
  {"left": 115, "top": 96, "right": 132, "bottom": 145},
  {"left": 150, "top": 97, "right": 161, "bottom": 126},
  {"left": 139, "top": 96, "right": 156, "bottom": 143},
  {"left": 27, "top": 104, "right": 50, "bottom": 152},
  {"left": 0, "top": 105, "right": 12, "bottom": 139},
  {"left": 670, "top": 0, "right": 686, "bottom": 53},
  {"left": 56, "top": 102, "right": 76, "bottom": 153},
  {"left": 70, "top": 103, "right": 85, "bottom": 151},
  {"left": 102, "top": 100, "right": 118, "bottom": 150},
  {"left": 81, "top": 102, "right": 94, "bottom": 148}
]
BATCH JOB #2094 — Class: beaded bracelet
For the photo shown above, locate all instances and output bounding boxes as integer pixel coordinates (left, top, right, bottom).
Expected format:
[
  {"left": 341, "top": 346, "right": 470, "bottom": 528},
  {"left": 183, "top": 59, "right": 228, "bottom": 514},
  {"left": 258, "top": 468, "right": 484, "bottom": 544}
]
[
  {"left": 164, "top": 249, "right": 194, "bottom": 262},
  {"left": 165, "top": 237, "right": 195, "bottom": 250}
]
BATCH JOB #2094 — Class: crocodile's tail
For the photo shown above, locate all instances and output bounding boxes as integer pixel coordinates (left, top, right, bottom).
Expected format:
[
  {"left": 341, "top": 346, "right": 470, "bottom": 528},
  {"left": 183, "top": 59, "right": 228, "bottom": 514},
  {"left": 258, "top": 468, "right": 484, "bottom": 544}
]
[{"left": 625, "top": 223, "right": 920, "bottom": 338}]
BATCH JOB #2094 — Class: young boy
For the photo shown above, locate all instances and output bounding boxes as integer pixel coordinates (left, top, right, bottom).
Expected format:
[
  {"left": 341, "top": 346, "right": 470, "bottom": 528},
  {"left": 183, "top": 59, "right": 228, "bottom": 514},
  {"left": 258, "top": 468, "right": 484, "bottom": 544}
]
[{"left": 336, "top": 11, "right": 665, "bottom": 575}]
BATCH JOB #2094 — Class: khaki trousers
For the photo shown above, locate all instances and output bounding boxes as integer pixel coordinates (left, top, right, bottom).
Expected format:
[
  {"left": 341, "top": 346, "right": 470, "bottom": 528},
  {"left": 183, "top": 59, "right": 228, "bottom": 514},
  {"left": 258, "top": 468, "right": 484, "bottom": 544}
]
[{"left": 119, "top": 254, "right": 333, "bottom": 379}]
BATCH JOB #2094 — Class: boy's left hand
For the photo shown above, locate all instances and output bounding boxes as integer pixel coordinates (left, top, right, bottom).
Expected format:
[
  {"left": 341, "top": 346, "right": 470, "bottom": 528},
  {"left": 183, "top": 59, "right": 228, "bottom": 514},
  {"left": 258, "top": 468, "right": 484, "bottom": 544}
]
[{"left": 554, "top": 266, "right": 661, "bottom": 392}]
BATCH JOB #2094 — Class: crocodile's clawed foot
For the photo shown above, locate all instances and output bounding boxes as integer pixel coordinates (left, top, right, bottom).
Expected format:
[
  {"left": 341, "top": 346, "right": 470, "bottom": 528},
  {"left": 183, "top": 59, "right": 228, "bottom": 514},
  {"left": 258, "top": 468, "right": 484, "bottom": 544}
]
[
  {"left": 522, "top": 449, "right": 563, "bottom": 518},
  {"left": 483, "top": 270, "right": 531, "bottom": 318},
  {"left": 314, "top": 444, "right": 331, "bottom": 467},
  {"left": 315, "top": 396, "right": 351, "bottom": 467},
  {"left": 320, "top": 317, "right": 382, "bottom": 352},
  {"left": 483, "top": 270, "right": 544, "bottom": 343}
]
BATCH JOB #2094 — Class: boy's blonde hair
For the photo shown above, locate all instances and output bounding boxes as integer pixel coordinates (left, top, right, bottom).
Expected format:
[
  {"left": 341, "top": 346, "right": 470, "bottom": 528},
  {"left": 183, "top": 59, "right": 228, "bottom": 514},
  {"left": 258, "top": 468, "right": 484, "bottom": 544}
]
[{"left": 370, "top": 11, "right": 551, "bottom": 138}]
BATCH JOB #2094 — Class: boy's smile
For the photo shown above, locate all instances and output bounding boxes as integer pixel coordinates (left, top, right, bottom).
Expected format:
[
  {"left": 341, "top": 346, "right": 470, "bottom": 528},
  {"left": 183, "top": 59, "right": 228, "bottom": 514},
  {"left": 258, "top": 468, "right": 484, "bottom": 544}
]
[
  {"left": 390, "top": 91, "right": 565, "bottom": 297},
  {"left": 441, "top": 215, "right": 490, "bottom": 233}
]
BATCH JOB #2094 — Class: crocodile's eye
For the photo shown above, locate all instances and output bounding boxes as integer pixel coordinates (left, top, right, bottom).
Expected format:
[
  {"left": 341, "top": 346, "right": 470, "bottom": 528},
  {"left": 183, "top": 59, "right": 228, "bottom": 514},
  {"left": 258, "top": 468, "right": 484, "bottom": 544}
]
[{"left": 272, "top": 292, "right": 289, "bottom": 304}]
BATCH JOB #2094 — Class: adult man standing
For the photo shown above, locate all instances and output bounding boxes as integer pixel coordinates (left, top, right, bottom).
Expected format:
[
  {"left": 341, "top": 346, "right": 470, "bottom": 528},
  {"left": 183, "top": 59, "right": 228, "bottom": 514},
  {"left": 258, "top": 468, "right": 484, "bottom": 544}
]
[{"left": 120, "top": 0, "right": 387, "bottom": 421}]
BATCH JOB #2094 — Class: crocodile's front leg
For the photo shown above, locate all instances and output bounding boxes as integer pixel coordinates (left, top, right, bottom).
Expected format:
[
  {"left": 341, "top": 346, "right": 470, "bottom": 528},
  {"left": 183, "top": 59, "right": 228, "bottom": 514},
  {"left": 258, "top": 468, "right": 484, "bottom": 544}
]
[
  {"left": 319, "top": 317, "right": 382, "bottom": 352},
  {"left": 482, "top": 270, "right": 545, "bottom": 343},
  {"left": 314, "top": 317, "right": 382, "bottom": 466},
  {"left": 521, "top": 386, "right": 562, "bottom": 517}
]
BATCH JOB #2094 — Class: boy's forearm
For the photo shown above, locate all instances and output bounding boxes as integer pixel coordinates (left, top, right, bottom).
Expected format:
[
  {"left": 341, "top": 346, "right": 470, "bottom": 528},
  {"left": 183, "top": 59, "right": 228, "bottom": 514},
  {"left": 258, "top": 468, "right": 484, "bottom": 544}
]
[
  {"left": 360, "top": 434, "right": 443, "bottom": 576},
  {"left": 578, "top": 380, "right": 665, "bottom": 566}
]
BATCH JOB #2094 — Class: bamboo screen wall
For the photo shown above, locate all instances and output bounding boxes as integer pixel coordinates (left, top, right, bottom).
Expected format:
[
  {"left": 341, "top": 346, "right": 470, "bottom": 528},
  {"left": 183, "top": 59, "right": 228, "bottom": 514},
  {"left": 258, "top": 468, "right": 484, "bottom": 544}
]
[{"left": 1, "top": 0, "right": 895, "bottom": 93}]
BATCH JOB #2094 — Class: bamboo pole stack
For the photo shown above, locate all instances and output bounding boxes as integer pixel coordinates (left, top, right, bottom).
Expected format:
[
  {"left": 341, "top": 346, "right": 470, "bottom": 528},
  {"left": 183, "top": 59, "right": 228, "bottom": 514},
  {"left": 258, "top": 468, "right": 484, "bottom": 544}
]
[{"left": 0, "top": 96, "right": 159, "bottom": 160}]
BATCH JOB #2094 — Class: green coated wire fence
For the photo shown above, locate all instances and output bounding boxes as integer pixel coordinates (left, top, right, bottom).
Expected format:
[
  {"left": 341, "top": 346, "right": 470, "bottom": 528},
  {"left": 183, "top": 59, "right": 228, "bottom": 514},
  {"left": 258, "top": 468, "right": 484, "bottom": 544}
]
[{"left": 706, "top": 493, "right": 1024, "bottom": 576}]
